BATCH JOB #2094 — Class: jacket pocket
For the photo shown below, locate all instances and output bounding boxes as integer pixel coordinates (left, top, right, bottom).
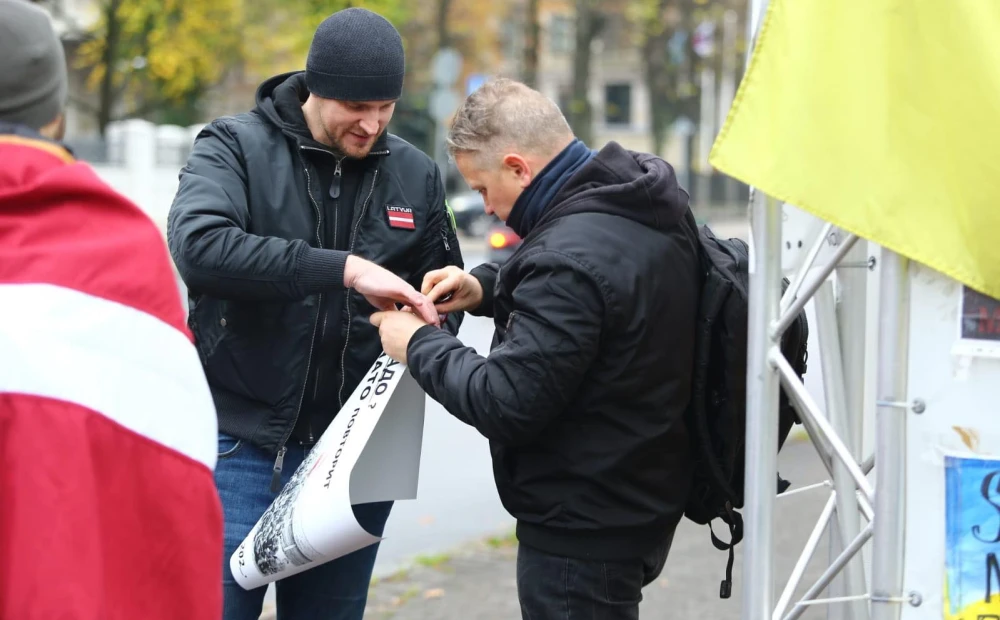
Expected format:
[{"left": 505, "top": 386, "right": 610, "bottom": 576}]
[
  {"left": 362, "top": 202, "right": 425, "bottom": 267},
  {"left": 201, "top": 299, "right": 305, "bottom": 409},
  {"left": 190, "top": 297, "right": 226, "bottom": 362},
  {"left": 602, "top": 560, "right": 645, "bottom": 604}
]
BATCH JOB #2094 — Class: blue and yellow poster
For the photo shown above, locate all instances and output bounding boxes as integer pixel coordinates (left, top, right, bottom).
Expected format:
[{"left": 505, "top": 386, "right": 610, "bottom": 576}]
[{"left": 946, "top": 455, "right": 1000, "bottom": 619}]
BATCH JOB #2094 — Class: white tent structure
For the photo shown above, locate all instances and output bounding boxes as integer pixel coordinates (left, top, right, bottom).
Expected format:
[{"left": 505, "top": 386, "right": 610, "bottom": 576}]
[{"left": 738, "top": 2, "right": 1000, "bottom": 620}]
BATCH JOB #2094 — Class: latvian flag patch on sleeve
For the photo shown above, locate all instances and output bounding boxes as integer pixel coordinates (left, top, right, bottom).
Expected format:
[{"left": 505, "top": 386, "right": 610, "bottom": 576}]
[{"left": 385, "top": 205, "right": 415, "bottom": 230}]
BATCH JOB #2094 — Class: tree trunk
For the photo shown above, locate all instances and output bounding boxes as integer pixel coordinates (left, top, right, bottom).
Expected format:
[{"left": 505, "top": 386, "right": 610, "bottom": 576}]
[
  {"left": 643, "top": 0, "right": 673, "bottom": 156},
  {"left": 522, "top": 0, "right": 540, "bottom": 88},
  {"left": 569, "top": 0, "right": 602, "bottom": 146},
  {"left": 437, "top": 0, "right": 452, "bottom": 49},
  {"left": 97, "top": 0, "right": 122, "bottom": 137}
]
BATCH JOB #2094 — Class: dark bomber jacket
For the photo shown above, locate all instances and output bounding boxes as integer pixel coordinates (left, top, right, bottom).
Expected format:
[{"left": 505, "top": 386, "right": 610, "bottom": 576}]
[{"left": 167, "top": 72, "right": 464, "bottom": 474}]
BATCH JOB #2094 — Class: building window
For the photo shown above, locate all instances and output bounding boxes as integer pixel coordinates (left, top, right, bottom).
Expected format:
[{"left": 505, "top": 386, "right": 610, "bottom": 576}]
[
  {"left": 549, "top": 14, "right": 573, "bottom": 54},
  {"left": 604, "top": 83, "right": 631, "bottom": 126}
]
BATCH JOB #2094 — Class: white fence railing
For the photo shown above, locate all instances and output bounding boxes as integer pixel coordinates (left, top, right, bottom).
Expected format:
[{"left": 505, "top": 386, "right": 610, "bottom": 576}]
[{"left": 72, "top": 119, "right": 205, "bottom": 230}]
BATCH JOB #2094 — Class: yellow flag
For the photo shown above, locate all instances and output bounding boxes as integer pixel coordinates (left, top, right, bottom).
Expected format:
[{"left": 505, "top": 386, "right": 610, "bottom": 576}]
[{"left": 710, "top": 1, "right": 1000, "bottom": 300}]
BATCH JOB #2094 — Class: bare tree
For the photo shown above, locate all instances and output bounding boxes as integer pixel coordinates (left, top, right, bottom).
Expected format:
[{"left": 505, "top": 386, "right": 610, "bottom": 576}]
[
  {"left": 568, "top": 0, "right": 603, "bottom": 146},
  {"left": 437, "top": 0, "right": 452, "bottom": 48},
  {"left": 642, "top": 0, "right": 674, "bottom": 156},
  {"left": 521, "top": 0, "right": 540, "bottom": 88},
  {"left": 96, "top": 0, "right": 124, "bottom": 136},
  {"left": 633, "top": 0, "right": 705, "bottom": 158}
]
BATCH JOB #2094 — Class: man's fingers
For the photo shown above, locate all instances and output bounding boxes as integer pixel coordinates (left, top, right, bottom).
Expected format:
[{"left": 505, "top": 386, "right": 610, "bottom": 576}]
[
  {"left": 370, "top": 311, "right": 385, "bottom": 327},
  {"left": 421, "top": 270, "right": 447, "bottom": 296},
  {"left": 426, "top": 279, "right": 458, "bottom": 304},
  {"left": 407, "top": 293, "right": 441, "bottom": 326}
]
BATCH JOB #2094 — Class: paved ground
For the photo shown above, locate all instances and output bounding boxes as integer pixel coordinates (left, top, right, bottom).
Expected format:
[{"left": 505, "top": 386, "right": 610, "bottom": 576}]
[
  {"left": 258, "top": 439, "right": 837, "bottom": 619},
  {"left": 355, "top": 440, "right": 833, "bottom": 620}
]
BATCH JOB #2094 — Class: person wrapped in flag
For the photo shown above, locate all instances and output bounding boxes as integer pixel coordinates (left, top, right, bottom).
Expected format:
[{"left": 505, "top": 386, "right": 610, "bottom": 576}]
[{"left": 0, "top": 2, "right": 223, "bottom": 618}]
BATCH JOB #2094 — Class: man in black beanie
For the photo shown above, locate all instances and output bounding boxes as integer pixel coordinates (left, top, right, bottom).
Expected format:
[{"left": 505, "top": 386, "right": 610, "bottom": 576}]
[{"left": 168, "top": 8, "right": 464, "bottom": 620}]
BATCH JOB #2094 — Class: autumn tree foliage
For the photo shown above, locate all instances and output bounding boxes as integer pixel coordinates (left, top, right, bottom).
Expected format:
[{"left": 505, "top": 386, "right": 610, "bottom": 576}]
[{"left": 75, "top": 0, "right": 409, "bottom": 134}]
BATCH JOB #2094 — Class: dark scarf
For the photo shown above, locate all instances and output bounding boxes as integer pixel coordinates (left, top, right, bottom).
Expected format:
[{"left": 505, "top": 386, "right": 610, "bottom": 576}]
[{"left": 506, "top": 138, "right": 596, "bottom": 238}]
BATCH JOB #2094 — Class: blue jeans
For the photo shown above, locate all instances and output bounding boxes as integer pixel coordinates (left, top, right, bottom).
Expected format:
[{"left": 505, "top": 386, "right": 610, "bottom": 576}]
[{"left": 215, "top": 433, "right": 393, "bottom": 620}]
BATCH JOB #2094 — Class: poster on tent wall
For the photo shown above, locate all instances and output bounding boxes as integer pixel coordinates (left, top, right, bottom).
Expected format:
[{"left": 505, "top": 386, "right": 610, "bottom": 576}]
[
  {"left": 943, "top": 455, "right": 1000, "bottom": 620},
  {"left": 229, "top": 353, "right": 426, "bottom": 590},
  {"left": 898, "top": 264, "right": 1000, "bottom": 620}
]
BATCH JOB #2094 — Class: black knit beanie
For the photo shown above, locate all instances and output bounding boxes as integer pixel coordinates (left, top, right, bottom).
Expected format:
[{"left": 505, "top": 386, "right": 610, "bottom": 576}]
[{"left": 305, "top": 8, "right": 405, "bottom": 102}]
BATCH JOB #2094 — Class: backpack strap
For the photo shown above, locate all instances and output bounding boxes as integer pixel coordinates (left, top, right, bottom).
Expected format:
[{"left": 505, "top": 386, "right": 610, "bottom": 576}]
[
  {"left": 709, "top": 502, "right": 743, "bottom": 599},
  {"left": 708, "top": 475, "right": 794, "bottom": 599}
]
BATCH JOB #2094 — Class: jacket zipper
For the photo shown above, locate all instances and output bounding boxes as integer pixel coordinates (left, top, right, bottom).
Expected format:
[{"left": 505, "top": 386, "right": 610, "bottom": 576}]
[
  {"left": 309, "top": 157, "right": 344, "bottom": 392},
  {"left": 272, "top": 146, "right": 388, "bottom": 488},
  {"left": 270, "top": 153, "right": 325, "bottom": 493},
  {"left": 337, "top": 167, "right": 380, "bottom": 408},
  {"left": 308, "top": 156, "right": 343, "bottom": 443},
  {"left": 330, "top": 157, "right": 343, "bottom": 198}
]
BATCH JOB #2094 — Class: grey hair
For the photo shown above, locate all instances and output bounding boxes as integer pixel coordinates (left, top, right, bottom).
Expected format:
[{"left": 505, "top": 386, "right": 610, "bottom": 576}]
[{"left": 446, "top": 77, "right": 574, "bottom": 168}]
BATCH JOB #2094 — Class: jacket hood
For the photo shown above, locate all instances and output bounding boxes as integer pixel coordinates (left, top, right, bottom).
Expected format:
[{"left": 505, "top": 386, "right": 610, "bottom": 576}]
[
  {"left": 253, "top": 71, "right": 389, "bottom": 154},
  {"left": 540, "top": 141, "right": 690, "bottom": 233},
  {"left": 254, "top": 71, "right": 312, "bottom": 143}
]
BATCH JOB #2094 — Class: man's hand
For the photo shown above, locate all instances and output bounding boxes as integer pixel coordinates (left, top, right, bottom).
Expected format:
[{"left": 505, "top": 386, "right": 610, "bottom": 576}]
[
  {"left": 421, "top": 266, "right": 483, "bottom": 314},
  {"left": 370, "top": 310, "right": 428, "bottom": 364},
  {"left": 344, "top": 255, "right": 440, "bottom": 326}
]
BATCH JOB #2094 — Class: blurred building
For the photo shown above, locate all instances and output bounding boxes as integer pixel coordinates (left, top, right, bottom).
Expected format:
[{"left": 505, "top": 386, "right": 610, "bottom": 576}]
[
  {"left": 492, "top": 0, "right": 748, "bottom": 206},
  {"left": 498, "top": 1, "right": 666, "bottom": 158}
]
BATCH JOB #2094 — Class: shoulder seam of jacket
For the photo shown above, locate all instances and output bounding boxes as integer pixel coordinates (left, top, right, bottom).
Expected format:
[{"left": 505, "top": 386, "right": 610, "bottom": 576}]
[
  {"left": 215, "top": 115, "right": 268, "bottom": 128},
  {"left": 516, "top": 248, "right": 614, "bottom": 310}
]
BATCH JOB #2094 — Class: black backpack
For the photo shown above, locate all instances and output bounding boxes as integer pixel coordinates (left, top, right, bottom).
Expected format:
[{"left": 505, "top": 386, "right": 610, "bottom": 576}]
[{"left": 682, "top": 215, "right": 809, "bottom": 599}]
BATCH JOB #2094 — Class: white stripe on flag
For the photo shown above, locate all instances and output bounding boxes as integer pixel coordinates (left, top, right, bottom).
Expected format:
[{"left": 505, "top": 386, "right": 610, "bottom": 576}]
[
  {"left": 388, "top": 216, "right": 413, "bottom": 223},
  {"left": 0, "top": 283, "right": 218, "bottom": 470}
]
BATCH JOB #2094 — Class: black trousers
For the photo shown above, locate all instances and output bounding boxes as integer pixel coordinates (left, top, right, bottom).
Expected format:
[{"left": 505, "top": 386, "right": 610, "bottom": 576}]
[{"left": 515, "top": 531, "right": 674, "bottom": 620}]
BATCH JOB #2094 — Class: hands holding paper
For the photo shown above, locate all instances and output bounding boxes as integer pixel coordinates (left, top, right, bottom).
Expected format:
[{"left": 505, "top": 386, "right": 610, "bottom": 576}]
[
  {"left": 371, "top": 266, "right": 482, "bottom": 363},
  {"left": 418, "top": 266, "right": 483, "bottom": 315},
  {"left": 345, "top": 255, "right": 440, "bottom": 326}
]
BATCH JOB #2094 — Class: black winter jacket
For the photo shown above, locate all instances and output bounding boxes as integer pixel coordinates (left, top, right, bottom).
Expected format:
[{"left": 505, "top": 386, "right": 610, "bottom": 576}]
[
  {"left": 407, "top": 142, "right": 699, "bottom": 561},
  {"left": 167, "top": 71, "right": 464, "bottom": 461}
]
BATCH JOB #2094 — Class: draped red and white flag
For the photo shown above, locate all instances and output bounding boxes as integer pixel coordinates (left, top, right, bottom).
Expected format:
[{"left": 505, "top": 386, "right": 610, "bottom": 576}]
[{"left": 0, "top": 134, "right": 223, "bottom": 620}]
